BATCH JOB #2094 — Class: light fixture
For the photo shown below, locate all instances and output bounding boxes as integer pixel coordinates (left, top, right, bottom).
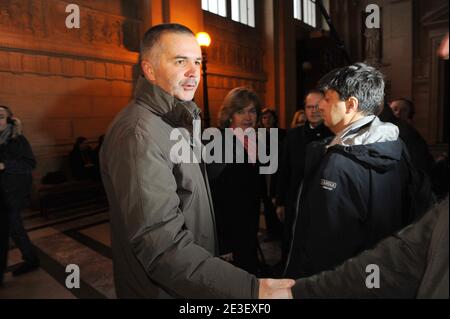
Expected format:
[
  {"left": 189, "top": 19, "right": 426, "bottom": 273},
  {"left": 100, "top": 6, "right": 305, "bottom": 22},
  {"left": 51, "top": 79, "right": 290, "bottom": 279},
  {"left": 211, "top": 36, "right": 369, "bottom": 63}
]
[
  {"left": 195, "top": 32, "right": 212, "bottom": 128},
  {"left": 196, "top": 32, "right": 211, "bottom": 48}
]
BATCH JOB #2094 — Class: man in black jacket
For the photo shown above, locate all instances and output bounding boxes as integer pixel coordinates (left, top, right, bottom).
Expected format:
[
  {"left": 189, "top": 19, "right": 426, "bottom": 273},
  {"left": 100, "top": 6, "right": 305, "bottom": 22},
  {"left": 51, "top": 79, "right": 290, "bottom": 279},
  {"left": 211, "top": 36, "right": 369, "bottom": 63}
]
[
  {"left": 381, "top": 100, "right": 435, "bottom": 177},
  {"left": 285, "top": 32, "right": 449, "bottom": 300},
  {"left": 275, "top": 90, "right": 333, "bottom": 269},
  {"left": 292, "top": 197, "right": 448, "bottom": 298},
  {"left": 285, "top": 63, "right": 431, "bottom": 279},
  {"left": 276, "top": 90, "right": 333, "bottom": 220}
]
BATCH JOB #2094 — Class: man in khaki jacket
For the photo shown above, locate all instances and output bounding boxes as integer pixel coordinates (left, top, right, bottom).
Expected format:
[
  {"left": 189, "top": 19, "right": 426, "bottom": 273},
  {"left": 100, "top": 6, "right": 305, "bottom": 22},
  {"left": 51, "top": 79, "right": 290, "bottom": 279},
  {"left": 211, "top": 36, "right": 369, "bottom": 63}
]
[{"left": 100, "top": 23, "right": 294, "bottom": 298}]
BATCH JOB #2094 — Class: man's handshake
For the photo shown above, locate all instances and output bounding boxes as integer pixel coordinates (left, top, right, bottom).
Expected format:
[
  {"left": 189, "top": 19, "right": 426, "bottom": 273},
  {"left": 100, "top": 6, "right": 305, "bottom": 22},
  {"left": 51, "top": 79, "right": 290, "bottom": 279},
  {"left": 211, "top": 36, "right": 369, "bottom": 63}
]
[{"left": 258, "top": 278, "right": 295, "bottom": 299}]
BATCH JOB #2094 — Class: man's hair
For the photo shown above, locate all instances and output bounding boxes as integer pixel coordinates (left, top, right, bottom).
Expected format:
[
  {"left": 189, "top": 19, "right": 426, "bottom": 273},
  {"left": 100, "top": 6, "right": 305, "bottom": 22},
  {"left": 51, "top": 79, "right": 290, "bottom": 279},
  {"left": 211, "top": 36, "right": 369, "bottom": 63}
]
[
  {"left": 392, "top": 98, "right": 415, "bottom": 119},
  {"left": 140, "top": 23, "right": 195, "bottom": 61},
  {"left": 305, "top": 89, "right": 323, "bottom": 99},
  {"left": 303, "top": 89, "right": 323, "bottom": 107},
  {"left": 318, "top": 62, "right": 385, "bottom": 115}
]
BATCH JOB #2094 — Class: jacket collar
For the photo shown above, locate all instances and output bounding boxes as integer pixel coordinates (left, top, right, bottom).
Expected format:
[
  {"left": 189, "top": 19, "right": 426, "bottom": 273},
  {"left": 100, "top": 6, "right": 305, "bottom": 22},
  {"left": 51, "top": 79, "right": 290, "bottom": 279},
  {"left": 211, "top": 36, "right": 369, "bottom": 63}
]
[
  {"left": 134, "top": 75, "right": 201, "bottom": 132},
  {"left": 329, "top": 115, "right": 399, "bottom": 147}
]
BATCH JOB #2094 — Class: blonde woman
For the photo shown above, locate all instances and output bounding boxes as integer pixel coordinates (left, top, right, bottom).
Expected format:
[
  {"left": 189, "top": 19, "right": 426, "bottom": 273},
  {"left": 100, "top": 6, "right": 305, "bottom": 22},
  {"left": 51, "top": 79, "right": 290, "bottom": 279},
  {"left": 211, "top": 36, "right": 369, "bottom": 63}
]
[{"left": 290, "top": 109, "right": 306, "bottom": 128}]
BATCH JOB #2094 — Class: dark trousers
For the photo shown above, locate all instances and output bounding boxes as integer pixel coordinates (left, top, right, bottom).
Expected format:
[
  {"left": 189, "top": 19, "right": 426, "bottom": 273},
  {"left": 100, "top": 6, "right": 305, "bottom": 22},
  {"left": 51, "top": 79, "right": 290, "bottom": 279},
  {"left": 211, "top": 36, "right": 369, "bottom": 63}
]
[
  {"left": 232, "top": 210, "right": 260, "bottom": 275},
  {"left": 262, "top": 195, "right": 282, "bottom": 239},
  {"left": 280, "top": 206, "right": 296, "bottom": 269},
  {"left": 8, "top": 207, "right": 39, "bottom": 265}
]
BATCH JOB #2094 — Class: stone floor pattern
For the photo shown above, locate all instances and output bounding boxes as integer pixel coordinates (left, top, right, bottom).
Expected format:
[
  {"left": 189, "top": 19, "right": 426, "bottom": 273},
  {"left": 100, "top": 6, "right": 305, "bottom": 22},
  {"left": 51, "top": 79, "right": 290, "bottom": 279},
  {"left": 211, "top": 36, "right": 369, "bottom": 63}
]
[{"left": 0, "top": 208, "right": 281, "bottom": 299}]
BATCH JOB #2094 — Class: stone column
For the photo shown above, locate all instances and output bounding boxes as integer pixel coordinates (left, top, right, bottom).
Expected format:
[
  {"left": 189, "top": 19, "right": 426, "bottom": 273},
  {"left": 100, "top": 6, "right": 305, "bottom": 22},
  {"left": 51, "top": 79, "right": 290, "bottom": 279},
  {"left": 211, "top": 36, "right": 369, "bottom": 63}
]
[{"left": 263, "top": 0, "right": 297, "bottom": 129}]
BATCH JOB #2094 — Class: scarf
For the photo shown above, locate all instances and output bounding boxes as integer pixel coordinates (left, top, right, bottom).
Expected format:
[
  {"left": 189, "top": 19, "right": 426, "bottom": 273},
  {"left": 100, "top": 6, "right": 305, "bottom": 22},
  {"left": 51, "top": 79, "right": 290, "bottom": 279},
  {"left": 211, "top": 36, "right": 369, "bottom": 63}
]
[{"left": 0, "top": 124, "right": 12, "bottom": 145}]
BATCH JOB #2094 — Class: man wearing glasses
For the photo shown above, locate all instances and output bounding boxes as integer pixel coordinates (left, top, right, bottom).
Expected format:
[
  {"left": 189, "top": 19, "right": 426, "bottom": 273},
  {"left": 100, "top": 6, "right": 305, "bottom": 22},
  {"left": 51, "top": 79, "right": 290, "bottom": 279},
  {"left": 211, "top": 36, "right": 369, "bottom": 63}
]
[{"left": 275, "top": 90, "right": 333, "bottom": 270}]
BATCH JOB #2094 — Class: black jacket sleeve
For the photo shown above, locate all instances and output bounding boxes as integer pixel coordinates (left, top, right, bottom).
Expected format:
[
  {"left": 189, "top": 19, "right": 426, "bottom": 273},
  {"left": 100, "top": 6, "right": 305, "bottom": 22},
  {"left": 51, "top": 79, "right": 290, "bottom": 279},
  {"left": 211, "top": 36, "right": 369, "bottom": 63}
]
[
  {"left": 275, "top": 133, "right": 291, "bottom": 207},
  {"left": 2, "top": 135, "right": 36, "bottom": 174},
  {"left": 292, "top": 199, "right": 444, "bottom": 298}
]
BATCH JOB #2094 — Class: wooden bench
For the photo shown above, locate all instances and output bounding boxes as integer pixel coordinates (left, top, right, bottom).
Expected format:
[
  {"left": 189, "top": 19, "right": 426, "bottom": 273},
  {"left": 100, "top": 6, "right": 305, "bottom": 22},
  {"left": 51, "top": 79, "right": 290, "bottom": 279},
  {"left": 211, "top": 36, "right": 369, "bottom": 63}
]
[
  {"left": 38, "top": 179, "right": 107, "bottom": 219},
  {"left": 37, "top": 154, "right": 107, "bottom": 219}
]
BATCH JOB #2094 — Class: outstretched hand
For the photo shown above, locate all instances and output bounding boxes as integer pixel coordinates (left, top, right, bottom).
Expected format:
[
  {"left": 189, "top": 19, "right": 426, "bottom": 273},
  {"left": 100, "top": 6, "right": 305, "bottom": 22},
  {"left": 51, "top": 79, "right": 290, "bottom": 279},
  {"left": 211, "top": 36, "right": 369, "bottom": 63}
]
[{"left": 259, "top": 278, "right": 295, "bottom": 299}]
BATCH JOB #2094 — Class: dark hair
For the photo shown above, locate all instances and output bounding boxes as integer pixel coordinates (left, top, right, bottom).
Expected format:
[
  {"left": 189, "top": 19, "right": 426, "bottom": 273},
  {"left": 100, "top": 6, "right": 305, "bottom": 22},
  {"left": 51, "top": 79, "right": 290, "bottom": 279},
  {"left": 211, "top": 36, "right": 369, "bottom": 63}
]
[
  {"left": 0, "top": 105, "right": 13, "bottom": 117},
  {"left": 218, "top": 87, "right": 261, "bottom": 129},
  {"left": 0, "top": 105, "right": 14, "bottom": 125},
  {"left": 305, "top": 89, "right": 323, "bottom": 100},
  {"left": 318, "top": 62, "right": 385, "bottom": 115},
  {"left": 303, "top": 89, "right": 324, "bottom": 110},
  {"left": 140, "top": 23, "right": 195, "bottom": 61},
  {"left": 260, "top": 107, "right": 278, "bottom": 127},
  {"left": 392, "top": 98, "right": 415, "bottom": 119},
  {"left": 73, "top": 136, "right": 88, "bottom": 151},
  {"left": 378, "top": 100, "right": 397, "bottom": 124}
]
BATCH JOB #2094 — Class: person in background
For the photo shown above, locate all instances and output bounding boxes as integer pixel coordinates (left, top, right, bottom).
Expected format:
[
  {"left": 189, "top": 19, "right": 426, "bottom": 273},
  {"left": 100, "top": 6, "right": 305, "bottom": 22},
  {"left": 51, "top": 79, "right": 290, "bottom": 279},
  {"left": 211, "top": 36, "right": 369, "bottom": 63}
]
[
  {"left": 390, "top": 98, "right": 415, "bottom": 124},
  {"left": 69, "top": 136, "right": 96, "bottom": 180},
  {"left": 209, "top": 87, "right": 263, "bottom": 275},
  {"left": 93, "top": 135, "right": 105, "bottom": 181},
  {"left": 0, "top": 105, "right": 39, "bottom": 282},
  {"left": 290, "top": 109, "right": 306, "bottom": 128},
  {"left": 379, "top": 101, "right": 435, "bottom": 178},
  {"left": 259, "top": 107, "right": 285, "bottom": 241},
  {"left": 275, "top": 90, "right": 333, "bottom": 271}
]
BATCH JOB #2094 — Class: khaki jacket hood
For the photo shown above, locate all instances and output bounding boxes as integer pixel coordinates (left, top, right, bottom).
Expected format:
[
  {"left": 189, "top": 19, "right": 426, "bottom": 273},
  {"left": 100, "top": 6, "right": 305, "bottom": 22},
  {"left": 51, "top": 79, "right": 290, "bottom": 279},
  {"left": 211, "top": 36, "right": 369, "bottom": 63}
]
[
  {"left": 100, "top": 77, "right": 259, "bottom": 299},
  {"left": 134, "top": 75, "right": 201, "bottom": 134}
]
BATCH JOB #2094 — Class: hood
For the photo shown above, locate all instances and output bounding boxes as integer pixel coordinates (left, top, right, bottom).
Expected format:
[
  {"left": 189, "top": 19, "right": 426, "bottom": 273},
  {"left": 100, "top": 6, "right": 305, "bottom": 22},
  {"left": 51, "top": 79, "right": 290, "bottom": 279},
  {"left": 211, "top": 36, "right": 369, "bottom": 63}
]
[
  {"left": 134, "top": 75, "right": 201, "bottom": 133},
  {"left": 329, "top": 141, "right": 403, "bottom": 173},
  {"left": 328, "top": 116, "right": 403, "bottom": 173},
  {"left": 332, "top": 115, "right": 399, "bottom": 146},
  {"left": 0, "top": 118, "right": 23, "bottom": 144}
]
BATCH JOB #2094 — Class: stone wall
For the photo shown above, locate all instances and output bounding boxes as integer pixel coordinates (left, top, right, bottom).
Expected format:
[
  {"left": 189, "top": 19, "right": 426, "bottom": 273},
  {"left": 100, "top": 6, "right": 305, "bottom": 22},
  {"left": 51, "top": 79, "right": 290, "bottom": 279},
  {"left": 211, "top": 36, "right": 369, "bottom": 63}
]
[
  {"left": 412, "top": 0, "right": 448, "bottom": 145},
  {"left": 202, "top": 11, "right": 266, "bottom": 128},
  {"left": 0, "top": 0, "right": 140, "bottom": 179},
  {"left": 332, "top": 0, "right": 448, "bottom": 145}
]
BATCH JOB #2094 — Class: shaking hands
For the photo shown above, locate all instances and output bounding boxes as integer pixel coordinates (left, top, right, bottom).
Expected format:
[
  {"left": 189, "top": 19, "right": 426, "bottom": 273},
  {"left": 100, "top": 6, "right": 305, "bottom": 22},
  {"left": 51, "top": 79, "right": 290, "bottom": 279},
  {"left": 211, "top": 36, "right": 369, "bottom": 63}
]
[{"left": 259, "top": 278, "right": 295, "bottom": 299}]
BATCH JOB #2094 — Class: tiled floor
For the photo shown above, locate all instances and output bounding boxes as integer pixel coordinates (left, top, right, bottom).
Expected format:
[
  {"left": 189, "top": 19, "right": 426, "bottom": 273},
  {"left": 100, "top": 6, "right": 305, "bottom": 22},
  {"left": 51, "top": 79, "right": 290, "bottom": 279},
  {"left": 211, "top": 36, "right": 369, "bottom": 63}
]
[{"left": 0, "top": 210, "right": 281, "bottom": 299}]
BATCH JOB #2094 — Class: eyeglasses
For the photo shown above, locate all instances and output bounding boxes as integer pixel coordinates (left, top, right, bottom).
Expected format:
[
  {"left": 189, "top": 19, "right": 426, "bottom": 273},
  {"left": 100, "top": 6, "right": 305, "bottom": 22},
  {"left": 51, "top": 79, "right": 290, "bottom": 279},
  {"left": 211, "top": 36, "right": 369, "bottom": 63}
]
[{"left": 305, "top": 104, "right": 319, "bottom": 110}]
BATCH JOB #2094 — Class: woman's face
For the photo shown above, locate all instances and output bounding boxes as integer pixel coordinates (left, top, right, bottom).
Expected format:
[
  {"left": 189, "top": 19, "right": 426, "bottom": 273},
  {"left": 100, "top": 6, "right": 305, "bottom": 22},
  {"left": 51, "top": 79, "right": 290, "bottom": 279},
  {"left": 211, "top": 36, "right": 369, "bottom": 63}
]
[
  {"left": 230, "top": 104, "right": 258, "bottom": 130},
  {"left": 296, "top": 111, "right": 306, "bottom": 127},
  {"left": 0, "top": 108, "right": 8, "bottom": 131},
  {"left": 261, "top": 112, "right": 275, "bottom": 129}
]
